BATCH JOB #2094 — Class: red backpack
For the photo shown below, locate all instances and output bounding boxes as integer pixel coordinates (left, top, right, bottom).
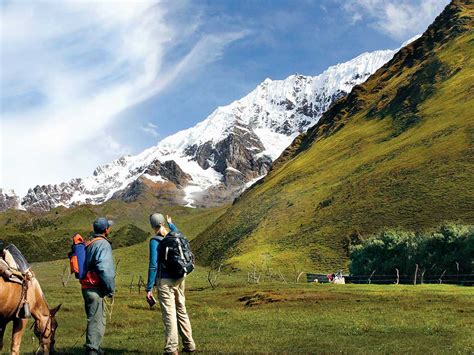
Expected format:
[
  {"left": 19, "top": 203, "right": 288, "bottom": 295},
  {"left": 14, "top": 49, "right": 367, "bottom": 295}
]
[{"left": 68, "top": 234, "right": 104, "bottom": 287}]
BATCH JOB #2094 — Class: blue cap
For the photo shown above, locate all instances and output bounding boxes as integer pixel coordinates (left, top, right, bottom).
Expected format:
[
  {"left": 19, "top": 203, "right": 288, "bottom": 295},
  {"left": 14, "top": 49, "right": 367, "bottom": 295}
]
[{"left": 93, "top": 217, "right": 114, "bottom": 233}]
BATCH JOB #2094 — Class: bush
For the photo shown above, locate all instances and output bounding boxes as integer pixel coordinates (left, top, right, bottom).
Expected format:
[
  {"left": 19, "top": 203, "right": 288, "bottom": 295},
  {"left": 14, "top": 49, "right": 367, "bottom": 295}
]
[{"left": 349, "top": 223, "right": 473, "bottom": 276}]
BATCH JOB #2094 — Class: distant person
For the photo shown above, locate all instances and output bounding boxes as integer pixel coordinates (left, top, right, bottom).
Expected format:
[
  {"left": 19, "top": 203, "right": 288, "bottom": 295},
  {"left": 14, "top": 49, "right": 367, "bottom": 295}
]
[
  {"left": 81, "top": 218, "right": 115, "bottom": 355},
  {"left": 146, "top": 213, "right": 196, "bottom": 355}
]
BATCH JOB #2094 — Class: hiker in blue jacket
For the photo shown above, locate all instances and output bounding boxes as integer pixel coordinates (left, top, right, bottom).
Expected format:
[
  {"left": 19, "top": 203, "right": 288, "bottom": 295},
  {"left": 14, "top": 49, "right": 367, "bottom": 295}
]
[
  {"left": 81, "top": 217, "right": 115, "bottom": 355},
  {"left": 146, "top": 214, "right": 195, "bottom": 355}
]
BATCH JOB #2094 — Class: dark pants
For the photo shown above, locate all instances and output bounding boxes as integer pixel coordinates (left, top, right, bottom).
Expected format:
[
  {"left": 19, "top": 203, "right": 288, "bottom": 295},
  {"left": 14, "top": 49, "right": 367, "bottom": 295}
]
[{"left": 82, "top": 289, "right": 106, "bottom": 352}]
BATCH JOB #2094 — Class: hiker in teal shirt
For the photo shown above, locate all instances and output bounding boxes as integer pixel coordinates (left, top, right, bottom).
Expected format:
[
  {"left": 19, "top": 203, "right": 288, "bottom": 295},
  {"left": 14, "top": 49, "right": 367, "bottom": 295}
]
[{"left": 146, "top": 219, "right": 178, "bottom": 290}]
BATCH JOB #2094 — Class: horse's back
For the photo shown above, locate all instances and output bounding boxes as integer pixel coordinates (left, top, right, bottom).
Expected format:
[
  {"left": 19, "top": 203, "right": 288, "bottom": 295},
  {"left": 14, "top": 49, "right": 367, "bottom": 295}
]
[{"left": 0, "top": 277, "right": 21, "bottom": 320}]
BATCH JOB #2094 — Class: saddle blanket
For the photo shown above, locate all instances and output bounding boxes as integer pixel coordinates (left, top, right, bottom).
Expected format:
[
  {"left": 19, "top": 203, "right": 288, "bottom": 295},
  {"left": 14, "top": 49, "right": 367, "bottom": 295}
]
[{"left": 0, "top": 243, "right": 31, "bottom": 283}]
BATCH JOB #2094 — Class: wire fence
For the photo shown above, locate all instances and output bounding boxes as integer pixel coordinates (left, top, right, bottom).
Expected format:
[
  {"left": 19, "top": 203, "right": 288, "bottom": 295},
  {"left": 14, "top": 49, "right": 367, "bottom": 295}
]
[
  {"left": 59, "top": 259, "right": 474, "bottom": 291},
  {"left": 306, "top": 272, "right": 474, "bottom": 286}
]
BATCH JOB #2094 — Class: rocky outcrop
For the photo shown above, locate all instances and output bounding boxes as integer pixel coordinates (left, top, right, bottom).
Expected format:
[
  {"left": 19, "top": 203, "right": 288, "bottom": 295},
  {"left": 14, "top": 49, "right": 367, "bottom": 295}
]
[
  {"left": 187, "top": 123, "right": 272, "bottom": 188},
  {"left": 21, "top": 180, "right": 88, "bottom": 212},
  {"left": 142, "top": 159, "right": 192, "bottom": 187},
  {"left": 0, "top": 189, "right": 20, "bottom": 211},
  {"left": 112, "top": 177, "right": 186, "bottom": 205}
]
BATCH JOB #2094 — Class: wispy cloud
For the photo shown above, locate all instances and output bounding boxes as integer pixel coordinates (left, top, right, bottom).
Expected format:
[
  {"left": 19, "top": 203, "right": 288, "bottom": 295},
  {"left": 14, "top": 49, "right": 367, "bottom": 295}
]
[
  {"left": 341, "top": 0, "right": 450, "bottom": 40},
  {"left": 141, "top": 122, "right": 160, "bottom": 138},
  {"left": 0, "top": 1, "right": 247, "bottom": 195},
  {"left": 99, "top": 135, "right": 132, "bottom": 157}
]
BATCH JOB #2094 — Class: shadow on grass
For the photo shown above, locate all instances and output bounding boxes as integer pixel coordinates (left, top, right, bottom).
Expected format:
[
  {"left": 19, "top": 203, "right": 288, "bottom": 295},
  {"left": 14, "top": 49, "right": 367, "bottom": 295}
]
[{"left": 56, "top": 347, "right": 142, "bottom": 354}]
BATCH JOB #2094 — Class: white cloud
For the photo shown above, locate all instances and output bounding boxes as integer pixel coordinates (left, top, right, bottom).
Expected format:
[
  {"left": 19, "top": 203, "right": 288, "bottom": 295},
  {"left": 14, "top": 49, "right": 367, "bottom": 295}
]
[
  {"left": 342, "top": 0, "right": 450, "bottom": 40},
  {"left": 99, "top": 135, "right": 132, "bottom": 157},
  {"left": 351, "top": 12, "right": 363, "bottom": 25},
  {"left": 141, "top": 122, "right": 160, "bottom": 138},
  {"left": 0, "top": 1, "right": 247, "bottom": 195}
]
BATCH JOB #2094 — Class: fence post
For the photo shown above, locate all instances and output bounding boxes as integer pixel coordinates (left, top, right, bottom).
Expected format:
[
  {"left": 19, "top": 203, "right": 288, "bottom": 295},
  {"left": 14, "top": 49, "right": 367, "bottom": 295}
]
[
  {"left": 129, "top": 273, "right": 135, "bottom": 293},
  {"left": 138, "top": 275, "right": 145, "bottom": 294},
  {"left": 395, "top": 268, "right": 399, "bottom": 285},
  {"left": 296, "top": 272, "right": 305, "bottom": 283},
  {"left": 368, "top": 270, "right": 376, "bottom": 284},
  {"left": 455, "top": 262, "right": 460, "bottom": 282},
  {"left": 413, "top": 264, "right": 418, "bottom": 285},
  {"left": 420, "top": 268, "right": 426, "bottom": 285},
  {"left": 438, "top": 270, "right": 446, "bottom": 284}
]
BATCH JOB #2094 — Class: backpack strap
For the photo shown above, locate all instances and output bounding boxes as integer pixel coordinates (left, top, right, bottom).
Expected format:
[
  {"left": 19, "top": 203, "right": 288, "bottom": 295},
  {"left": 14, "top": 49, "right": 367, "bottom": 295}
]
[
  {"left": 151, "top": 236, "right": 164, "bottom": 278},
  {"left": 86, "top": 236, "right": 105, "bottom": 247}
]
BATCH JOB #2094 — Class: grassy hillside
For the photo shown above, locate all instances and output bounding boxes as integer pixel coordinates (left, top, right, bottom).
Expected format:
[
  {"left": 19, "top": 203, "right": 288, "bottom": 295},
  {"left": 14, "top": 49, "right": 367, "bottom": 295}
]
[
  {"left": 192, "top": 0, "right": 474, "bottom": 271},
  {"left": 1, "top": 243, "right": 473, "bottom": 353},
  {"left": 0, "top": 194, "right": 228, "bottom": 262}
]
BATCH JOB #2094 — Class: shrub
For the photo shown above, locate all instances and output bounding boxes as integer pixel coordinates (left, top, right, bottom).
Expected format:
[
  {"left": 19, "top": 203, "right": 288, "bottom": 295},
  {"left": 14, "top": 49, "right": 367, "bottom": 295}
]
[{"left": 349, "top": 223, "right": 473, "bottom": 276}]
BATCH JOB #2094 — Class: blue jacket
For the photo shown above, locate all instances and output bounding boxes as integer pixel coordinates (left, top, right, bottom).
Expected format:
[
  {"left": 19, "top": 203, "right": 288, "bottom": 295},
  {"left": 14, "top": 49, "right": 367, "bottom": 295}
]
[
  {"left": 84, "top": 235, "right": 115, "bottom": 296},
  {"left": 146, "top": 223, "right": 178, "bottom": 292}
]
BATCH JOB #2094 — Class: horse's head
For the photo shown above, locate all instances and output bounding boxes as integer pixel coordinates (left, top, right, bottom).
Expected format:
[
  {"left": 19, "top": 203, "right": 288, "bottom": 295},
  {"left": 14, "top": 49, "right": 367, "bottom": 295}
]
[{"left": 34, "top": 304, "right": 61, "bottom": 354}]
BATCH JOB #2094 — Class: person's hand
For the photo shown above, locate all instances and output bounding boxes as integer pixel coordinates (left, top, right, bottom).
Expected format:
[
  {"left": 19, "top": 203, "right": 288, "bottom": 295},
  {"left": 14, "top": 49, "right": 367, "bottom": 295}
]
[
  {"left": 146, "top": 291, "right": 153, "bottom": 301},
  {"left": 166, "top": 215, "right": 172, "bottom": 224}
]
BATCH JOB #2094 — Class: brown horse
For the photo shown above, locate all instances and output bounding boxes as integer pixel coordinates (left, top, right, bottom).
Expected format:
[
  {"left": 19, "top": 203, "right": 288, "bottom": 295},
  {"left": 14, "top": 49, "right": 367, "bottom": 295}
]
[{"left": 0, "top": 275, "right": 61, "bottom": 354}]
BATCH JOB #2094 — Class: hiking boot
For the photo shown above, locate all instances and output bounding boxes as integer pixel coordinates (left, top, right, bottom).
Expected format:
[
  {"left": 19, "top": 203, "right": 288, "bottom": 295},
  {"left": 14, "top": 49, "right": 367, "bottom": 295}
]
[{"left": 182, "top": 348, "right": 196, "bottom": 353}]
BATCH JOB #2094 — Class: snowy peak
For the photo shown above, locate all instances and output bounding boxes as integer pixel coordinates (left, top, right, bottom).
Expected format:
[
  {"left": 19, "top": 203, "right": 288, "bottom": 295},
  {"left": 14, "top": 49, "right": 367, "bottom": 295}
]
[
  {"left": 0, "top": 189, "right": 20, "bottom": 211},
  {"left": 20, "top": 45, "right": 400, "bottom": 212}
]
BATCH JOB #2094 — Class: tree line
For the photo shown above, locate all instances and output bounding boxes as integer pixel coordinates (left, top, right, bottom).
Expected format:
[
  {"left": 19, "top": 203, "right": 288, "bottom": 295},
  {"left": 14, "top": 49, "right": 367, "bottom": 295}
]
[{"left": 349, "top": 223, "right": 473, "bottom": 277}]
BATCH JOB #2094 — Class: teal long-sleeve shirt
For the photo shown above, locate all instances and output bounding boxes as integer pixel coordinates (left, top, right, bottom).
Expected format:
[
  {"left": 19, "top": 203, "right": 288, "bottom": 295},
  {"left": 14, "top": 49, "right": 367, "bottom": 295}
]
[
  {"left": 146, "top": 223, "right": 177, "bottom": 292},
  {"left": 85, "top": 236, "right": 115, "bottom": 296}
]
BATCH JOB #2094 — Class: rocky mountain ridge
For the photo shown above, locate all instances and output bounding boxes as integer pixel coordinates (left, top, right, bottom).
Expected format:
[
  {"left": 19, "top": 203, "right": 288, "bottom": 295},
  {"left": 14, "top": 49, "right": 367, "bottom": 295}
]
[
  {"left": 7, "top": 47, "right": 406, "bottom": 212},
  {"left": 0, "top": 189, "right": 20, "bottom": 211}
]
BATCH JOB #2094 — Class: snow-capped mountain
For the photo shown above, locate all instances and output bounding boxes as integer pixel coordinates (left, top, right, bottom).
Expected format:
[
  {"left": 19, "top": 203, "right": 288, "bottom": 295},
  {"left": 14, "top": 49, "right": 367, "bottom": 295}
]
[
  {"left": 20, "top": 48, "right": 400, "bottom": 212},
  {"left": 0, "top": 189, "right": 20, "bottom": 212}
]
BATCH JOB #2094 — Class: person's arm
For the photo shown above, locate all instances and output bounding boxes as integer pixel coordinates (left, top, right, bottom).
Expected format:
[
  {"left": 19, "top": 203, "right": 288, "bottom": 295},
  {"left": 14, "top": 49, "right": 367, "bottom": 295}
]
[
  {"left": 168, "top": 222, "right": 178, "bottom": 232},
  {"left": 94, "top": 241, "right": 115, "bottom": 296},
  {"left": 167, "top": 215, "right": 179, "bottom": 232},
  {"left": 146, "top": 239, "right": 159, "bottom": 292}
]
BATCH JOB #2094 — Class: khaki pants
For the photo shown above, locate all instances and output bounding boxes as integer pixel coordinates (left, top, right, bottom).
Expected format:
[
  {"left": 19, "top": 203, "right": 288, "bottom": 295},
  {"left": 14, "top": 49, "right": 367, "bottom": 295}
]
[{"left": 158, "top": 278, "right": 195, "bottom": 353}]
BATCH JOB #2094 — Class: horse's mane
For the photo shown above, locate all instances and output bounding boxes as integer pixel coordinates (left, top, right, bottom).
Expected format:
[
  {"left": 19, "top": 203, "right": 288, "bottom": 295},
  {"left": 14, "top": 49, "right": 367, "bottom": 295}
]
[{"left": 31, "top": 276, "right": 50, "bottom": 310}]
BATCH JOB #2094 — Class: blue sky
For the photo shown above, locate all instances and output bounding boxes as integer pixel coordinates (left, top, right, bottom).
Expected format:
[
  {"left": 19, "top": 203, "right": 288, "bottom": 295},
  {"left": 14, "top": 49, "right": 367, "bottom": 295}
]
[{"left": 0, "top": 0, "right": 449, "bottom": 195}]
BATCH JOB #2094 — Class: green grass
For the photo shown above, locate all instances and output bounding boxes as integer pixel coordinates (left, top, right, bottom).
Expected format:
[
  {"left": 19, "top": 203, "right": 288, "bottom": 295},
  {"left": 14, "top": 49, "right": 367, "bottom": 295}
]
[
  {"left": 0, "top": 197, "right": 228, "bottom": 262},
  {"left": 1, "top": 242, "right": 473, "bottom": 354},
  {"left": 192, "top": 1, "right": 474, "bottom": 271}
]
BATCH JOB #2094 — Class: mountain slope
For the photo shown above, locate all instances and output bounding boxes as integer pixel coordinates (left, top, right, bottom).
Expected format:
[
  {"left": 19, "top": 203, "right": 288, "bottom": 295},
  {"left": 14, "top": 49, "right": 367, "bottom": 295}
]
[
  {"left": 18, "top": 49, "right": 400, "bottom": 212},
  {"left": 192, "top": 0, "right": 474, "bottom": 271},
  {"left": 0, "top": 192, "right": 228, "bottom": 262}
]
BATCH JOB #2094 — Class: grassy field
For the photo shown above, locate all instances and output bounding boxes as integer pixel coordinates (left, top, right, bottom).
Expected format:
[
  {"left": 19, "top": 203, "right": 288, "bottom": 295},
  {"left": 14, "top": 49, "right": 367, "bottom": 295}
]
[{"left": 1, "top": 240, "right": 473, "bottom": 354}]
